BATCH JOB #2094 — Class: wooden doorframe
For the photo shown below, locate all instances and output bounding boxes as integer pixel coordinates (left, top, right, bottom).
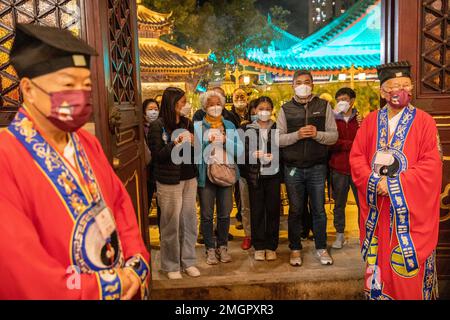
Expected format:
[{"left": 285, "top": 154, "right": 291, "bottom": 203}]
[{"left": 83, "top": 0, "right": 150, "bottom": 251}]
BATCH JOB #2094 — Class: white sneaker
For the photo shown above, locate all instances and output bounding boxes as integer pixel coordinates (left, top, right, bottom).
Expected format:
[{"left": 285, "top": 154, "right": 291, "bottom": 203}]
[
  {"left": 265, "top": 250, "right": 277, "bottom": 261},
  {"left": 290, "top": 250, "right": 302, "bottom": 266},
  {"left": 316, "top": 249, "right": 333, "bottom": 265},
  {"left": 254, "top": 250, "right": 265, "bottom": 261},
  {"left": 206, "top": 248, "right": 219, "bottom": 265},
  {"left": 332, "top": 233, "right": 346, "bottom": 249},
  {"left": 184, "top": 266, "right": 201, "bottom": 278},
  {"left": 216, "top": 246, "right": 232, "bottom": 263},
  {"left": 167, "top": 271, "right": 183, "bottom": 280}
]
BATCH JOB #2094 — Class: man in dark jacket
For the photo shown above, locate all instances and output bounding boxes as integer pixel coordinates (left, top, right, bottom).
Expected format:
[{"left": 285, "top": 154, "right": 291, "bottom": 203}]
[
  {"left": 277, "top": 70, "right": 338, "bottom": 267},
  {"left": 329, "top": 87, "right": 360, "bottom": 249}
]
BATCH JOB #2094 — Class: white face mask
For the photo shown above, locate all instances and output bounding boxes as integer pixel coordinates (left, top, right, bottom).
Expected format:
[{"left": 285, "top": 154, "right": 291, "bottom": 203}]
[
  {"left": 336, "top": 101, "right": 351, "bottom": 114},
  {"left": 146, "top": 110, "right": 159, "bottom": 122},
  {"left": 180, "top": 103, "right": 192, "bottom": 117},
  {"left": 207, "top": 105, "right": 223, "bottom": 118},
  {"left": 234, "top": 101, "right": 247, "bottom": 110},
  {"left": 294, "top": 84, "right": 312, "bottom": 98},
  {"left": 257, "top": 110, "right": 272, "bottom": 122}
]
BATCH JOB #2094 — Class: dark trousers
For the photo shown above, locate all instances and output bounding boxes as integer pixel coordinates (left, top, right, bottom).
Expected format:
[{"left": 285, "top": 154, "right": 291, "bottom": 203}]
[
  {"left": 284, "top": 164, "right": 328, "bottom": 250},
  {"left": 301, "top": 190, "right": 313, "bottom": 238},
  {"left": 331, "top": 170, "right": 359, "bottom": 233},
  {"left": 148, "top": 179, "right": 161, "bottom": 228},
  {"left": 234, "top": 181, "right": 242, "bottom": 222},
  {"left": 249, "top": 176, "right": 281, "bottom": 251},
  {"left": 198, "top": 178, "right": 233, "bottom": 250}
]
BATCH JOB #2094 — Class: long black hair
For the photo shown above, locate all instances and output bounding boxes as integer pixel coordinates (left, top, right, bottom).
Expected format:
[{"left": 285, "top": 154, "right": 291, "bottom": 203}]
[{"left": 160, "top": 87, "right": 188, "bottom": 133}]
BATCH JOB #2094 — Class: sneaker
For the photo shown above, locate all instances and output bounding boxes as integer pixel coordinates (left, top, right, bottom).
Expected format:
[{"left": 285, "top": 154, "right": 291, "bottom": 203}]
[
  {"left": 184, "top": 266, "right": 201, "bottom": 278},
  {"left": 206, "top": 248, "right": 219, "bottom": 265},
  {"left": 216, "top": 246, "right": 232, "bottom": 263},
  {"left": 289, "top": 250, "right": 302, "bottom": 266},
  {"left": 235, "top": 221, "right": 244, "bottom": 230},
  {"left": 241, "top": 237, "right": 252, "bottom": 250},
  {"left": 265, "top": 250, "right": 277, "bottom": 261},
  {"left": 332, "top": 233, "right": 346, "bottom": 249},
  {"left": 254, "top": 250, "right": 265, "bottom": 261},
  {"left": 316, "top": 249, "right": 333, "bottom": 265},
  {"left": 167, "top": 271, "right": 183, "bottom": 280}
]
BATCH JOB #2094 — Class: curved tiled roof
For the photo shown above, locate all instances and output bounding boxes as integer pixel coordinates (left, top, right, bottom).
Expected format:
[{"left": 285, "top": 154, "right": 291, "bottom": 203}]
[
  {"left": 139, "top": 38, "right": 209, "bottom": 72},
  {"left": 137, "top": 4, "right": 172, "bottom": 29},
  {"left": 244, "top": 0, "right": 381, "bottom": 72}
]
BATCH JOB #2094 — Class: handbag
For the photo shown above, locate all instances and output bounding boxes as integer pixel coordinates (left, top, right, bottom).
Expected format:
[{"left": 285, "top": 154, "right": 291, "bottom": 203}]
[{"left": 207, "top": 144, "right": 237, "bottom": 187}]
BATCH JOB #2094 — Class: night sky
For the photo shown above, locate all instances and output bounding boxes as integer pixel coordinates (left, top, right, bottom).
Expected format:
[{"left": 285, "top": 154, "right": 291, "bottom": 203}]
[{"left": 256, "top": 0, "right": 310, "bottom": 38}]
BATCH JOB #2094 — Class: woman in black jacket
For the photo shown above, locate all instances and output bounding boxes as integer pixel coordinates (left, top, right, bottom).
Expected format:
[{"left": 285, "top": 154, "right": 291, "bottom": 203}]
[
  {"left": 148, "top": 87, "right": 199, "bottom": 280},
  {"left": 244, "top": 96, "right": 281, "bottom": 262}
]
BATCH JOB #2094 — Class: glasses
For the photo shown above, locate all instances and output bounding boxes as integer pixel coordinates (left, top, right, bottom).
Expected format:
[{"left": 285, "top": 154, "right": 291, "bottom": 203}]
[{"left": 382, "top": 84, "right": 414, "bottom": 93}]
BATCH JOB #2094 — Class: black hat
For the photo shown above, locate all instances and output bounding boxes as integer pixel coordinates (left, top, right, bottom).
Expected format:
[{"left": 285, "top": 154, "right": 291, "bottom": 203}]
[
  {"left": 377, "top": 61, "right": 412, "bottom": 85},
  {"left": 9, "top": 24, "right": 98, "bottom": 79}
]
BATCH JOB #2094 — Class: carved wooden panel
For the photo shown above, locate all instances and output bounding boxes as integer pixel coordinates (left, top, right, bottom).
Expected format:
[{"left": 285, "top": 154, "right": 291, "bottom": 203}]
[
  {"left": 421, "top": 0, "right": 450, "bottom": 95},
  {"left": 0, "top": 0, "right": 82, "bottom": 125},
  {"left": 106, "top": 0, "right": 148, "bottom": 247}
]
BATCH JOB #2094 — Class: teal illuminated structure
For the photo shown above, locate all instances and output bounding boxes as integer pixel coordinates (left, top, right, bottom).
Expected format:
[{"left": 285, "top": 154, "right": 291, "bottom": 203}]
[{"left": 240, "top": 0, "right": 381, "bottom": 78}]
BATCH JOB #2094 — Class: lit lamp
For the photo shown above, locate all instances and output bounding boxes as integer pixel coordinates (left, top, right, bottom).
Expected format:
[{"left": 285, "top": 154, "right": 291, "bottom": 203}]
[
  {"left": 243, "top": 75, "right": 251, "bottom": 86},
  {"left": 358, "top": 73, "right": 367, "bottom": 81},
  {"left": 338, "top": 73, "right": 347, "bottom": 81}
]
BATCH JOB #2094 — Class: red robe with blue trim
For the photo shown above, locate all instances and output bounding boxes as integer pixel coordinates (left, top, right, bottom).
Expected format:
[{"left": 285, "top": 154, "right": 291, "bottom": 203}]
[
  {"left": 350, "top": 106, "right": 441, "bottom": 300},
  {"left": 0, "top": 110, "right": 150, "bottom": 299}
]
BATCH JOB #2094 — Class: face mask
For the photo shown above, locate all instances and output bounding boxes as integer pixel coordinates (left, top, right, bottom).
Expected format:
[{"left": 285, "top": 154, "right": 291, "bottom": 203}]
[
  {"left": 207, "top": 105, "right": 223, "bottom": 118},
  {"left": 295, "top": 84, "right": 312, "bottom": 98},
  {"left": 180, "top": 103, "right": 192, "bottom": 117},
  {"left": 234, "top": 101, "right": 247, "bottom": 110},
  {"left": 257, "top": 110, "right": 272, "bottom": 122},
  {"left": 250, "top": 115, "right": 258, "bottom": 122},
  {"left": 32, "top": 81, "right": 92, "bottom": 132},
  {"left": 387, "top": 89, "right": 411, "bottom": 109},
  {"left": 336, "top": 101, "right": 351, "bottom": 114},
  {"left": 146, "top": 110, "right": 159, "bottom": 122}
]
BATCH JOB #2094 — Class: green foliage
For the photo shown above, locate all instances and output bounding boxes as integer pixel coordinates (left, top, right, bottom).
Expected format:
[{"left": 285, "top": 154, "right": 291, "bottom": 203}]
[
  {"left": 144, "top": 0, "right": 280, "bottom": 77},
  {"left": 269, "top": 5, "right": 291, "bottom": 30}
]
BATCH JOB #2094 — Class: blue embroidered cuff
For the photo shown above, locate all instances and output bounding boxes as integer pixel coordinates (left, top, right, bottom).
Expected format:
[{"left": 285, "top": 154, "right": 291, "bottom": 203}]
[
  {"left": 125, "top": 254, "right": 150, "bottom": 284},
  {"left": 97, "top": 269, "right": 122, "bottom": 300}
]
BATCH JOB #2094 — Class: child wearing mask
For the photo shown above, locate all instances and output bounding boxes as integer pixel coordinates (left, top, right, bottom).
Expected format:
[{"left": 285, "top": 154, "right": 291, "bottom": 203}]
[{"left": 244, "top": 96, "right": 281, "bottom": 261}]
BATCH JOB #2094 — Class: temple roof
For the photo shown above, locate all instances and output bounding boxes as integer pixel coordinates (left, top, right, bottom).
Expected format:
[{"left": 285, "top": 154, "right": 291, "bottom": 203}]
[
  {"left": 137, "top": 3, "right": 172, "bottom": 32},
  {"left": 139, "top": 38, "right": 210, "bottom": 73},
  {"left": 242, "top": 0, "right": 381, "bottom": 73}
]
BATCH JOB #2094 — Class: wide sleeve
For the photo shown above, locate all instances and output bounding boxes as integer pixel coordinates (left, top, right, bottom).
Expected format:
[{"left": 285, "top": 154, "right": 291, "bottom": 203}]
[
  {"left": 0, "top": 153, "right": 111, "bottom": 300},
  {"left": 90, "top": 136, "right": 150, "bottom": 288},
  {"left": 396, "top": 115, "right": 442, "bottom": 263},
  {"left": 350, "top": 116, "right": 374, "bottom": 193},
  {"left": 349, "top": 114, "right": 375, "bottom": 230}
]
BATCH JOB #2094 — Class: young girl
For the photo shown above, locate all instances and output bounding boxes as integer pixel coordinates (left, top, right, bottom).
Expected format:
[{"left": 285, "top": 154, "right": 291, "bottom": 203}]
[{"left": 245, "top": 96, "right": 281, "bottom": 261}]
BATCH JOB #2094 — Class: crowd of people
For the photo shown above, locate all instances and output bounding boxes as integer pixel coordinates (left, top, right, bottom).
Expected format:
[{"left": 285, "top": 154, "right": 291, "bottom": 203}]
[
  {"left": 143, "top": 70, "right": 361, "bottom": 280},
  {"left": 0, "top": 22, "right": 441, "bottom": 300}
]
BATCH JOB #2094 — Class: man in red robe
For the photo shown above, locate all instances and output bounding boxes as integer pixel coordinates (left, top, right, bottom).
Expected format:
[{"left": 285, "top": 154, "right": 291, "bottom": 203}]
[
  {"left": 350, "top": 61, "right": 441, "bottom": 300},
  {"left": 0, "top": 24, "right": 149, "bottom": 300}
]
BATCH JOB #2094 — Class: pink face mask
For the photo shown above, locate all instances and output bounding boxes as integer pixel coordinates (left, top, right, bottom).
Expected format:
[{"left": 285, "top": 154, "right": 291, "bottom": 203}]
[
  {"left": 387, "top": 89, "right": 411, "bottom": 109},
  {"left": 32, "top": 81, "right": 93, "bottom": 132}
]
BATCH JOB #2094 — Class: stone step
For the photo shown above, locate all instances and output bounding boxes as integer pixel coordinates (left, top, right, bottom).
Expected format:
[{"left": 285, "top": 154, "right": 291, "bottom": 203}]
[{"left": 149, "top": 237, "right": 366, "bottom": 300}]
